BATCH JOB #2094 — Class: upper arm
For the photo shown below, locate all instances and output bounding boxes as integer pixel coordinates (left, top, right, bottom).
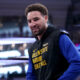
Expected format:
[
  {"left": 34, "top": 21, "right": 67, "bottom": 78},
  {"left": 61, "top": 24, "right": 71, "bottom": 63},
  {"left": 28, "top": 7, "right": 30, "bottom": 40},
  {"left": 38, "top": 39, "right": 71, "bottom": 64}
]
[
  {"left": 58, "top": 34, "right": 80, "bottom": 80},
  {"left": 59, "top": 34, "right": 80, "bottom": 63}
]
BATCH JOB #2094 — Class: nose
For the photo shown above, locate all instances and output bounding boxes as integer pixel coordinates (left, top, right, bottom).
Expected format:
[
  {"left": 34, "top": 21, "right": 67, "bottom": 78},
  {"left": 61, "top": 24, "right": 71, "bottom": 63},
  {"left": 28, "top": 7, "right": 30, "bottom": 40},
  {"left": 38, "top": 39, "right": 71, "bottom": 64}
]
[{"left": 29, "top": 21, "right": 36, "bottom": 28}]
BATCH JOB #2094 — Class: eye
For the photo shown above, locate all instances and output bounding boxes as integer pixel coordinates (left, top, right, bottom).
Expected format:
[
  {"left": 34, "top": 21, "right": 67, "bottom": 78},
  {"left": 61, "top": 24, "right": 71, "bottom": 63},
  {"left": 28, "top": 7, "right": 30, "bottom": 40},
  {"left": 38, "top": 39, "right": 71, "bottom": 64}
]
[
  {"left": 27, "top": 20, "right": 31, "bottom": 23},
  {"left": 33, "top": 17, "right": 39, "bottom": 21}
]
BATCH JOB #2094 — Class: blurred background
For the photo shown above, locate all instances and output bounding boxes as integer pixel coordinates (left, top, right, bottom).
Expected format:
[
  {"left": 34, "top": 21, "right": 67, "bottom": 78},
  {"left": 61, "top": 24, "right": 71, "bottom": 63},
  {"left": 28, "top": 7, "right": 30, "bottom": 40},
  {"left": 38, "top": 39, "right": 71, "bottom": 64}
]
[{"left": 0, "top": 0, "right": 80, "bottom": 80}]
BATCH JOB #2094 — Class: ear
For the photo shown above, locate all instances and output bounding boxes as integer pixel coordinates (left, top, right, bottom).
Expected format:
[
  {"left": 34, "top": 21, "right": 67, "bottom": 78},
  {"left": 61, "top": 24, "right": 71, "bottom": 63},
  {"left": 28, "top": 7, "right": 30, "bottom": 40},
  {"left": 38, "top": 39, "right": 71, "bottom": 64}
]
[{"left": 44, "top": 15, "right": 48, "bottom": 23}]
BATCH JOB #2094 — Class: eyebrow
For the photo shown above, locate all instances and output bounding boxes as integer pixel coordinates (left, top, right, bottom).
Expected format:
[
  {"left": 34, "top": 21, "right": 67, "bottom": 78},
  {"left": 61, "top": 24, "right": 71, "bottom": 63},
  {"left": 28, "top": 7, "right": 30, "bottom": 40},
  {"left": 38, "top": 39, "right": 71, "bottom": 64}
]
[{"left": 27, "top": 17, "right": 40, "bottom": 21}]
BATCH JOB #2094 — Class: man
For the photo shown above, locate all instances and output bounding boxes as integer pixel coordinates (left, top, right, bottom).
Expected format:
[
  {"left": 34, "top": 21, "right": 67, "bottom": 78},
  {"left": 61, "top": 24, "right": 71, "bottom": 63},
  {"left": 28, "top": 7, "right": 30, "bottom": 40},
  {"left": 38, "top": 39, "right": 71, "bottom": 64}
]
[{"left": 25, "top": 3, "right": 80, "bottom": 80}]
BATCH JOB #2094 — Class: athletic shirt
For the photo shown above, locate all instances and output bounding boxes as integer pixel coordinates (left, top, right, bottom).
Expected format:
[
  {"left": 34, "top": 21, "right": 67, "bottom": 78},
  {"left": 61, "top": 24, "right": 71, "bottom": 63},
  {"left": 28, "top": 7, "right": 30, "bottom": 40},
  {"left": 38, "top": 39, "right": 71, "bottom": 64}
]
[{"left": 27, "top": 26, "right": 80, "bottom": 80}]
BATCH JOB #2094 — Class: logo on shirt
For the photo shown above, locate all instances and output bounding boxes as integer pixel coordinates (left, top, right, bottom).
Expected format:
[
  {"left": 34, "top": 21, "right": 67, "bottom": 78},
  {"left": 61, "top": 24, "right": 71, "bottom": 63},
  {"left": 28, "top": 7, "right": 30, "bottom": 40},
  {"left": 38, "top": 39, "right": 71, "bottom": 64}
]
[
  {"left": 43, "top": 43, "right": 48, "bottom": 47},
  {"left": 32, "top": 44, "right": 48, "bottom": 70}
]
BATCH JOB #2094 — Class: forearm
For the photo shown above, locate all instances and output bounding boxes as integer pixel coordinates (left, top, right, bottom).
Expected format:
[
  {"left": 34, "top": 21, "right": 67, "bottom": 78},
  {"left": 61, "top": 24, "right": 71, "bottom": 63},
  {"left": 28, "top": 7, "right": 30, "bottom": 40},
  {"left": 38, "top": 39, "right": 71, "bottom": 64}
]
[
  {"left": 26, "top": 57, "right": 37, "bottom": 80},
  {"left": 58, "top": 62, "right": 80, "bottom": 80},
  {"left": 26, "top": 72, "right": 37, "bottom": 80}
]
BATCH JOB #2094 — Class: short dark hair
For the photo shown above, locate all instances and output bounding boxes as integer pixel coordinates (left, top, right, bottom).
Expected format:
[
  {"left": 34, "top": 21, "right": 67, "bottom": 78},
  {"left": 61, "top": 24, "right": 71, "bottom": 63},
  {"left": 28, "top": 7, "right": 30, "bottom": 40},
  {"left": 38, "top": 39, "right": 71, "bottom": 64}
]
[{"left": 25, "top": 3, "right": 48, "bottom": 16}]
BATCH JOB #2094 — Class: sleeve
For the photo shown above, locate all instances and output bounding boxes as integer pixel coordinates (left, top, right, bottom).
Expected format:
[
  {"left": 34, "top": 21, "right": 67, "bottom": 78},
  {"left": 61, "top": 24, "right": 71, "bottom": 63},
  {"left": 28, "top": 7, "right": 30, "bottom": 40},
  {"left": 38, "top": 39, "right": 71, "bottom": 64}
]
[
  {"left": 26, "top": 55, "right": 37, "bottom": 80},
  {"left": 58, "top": 34, "right": 80, "bottom": 80}
]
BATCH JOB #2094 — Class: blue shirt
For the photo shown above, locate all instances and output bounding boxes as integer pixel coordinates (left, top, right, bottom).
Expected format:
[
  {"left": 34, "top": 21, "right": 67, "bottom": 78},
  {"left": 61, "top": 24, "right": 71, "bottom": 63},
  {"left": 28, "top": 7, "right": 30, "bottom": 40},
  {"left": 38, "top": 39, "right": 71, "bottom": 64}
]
[
  {"left": 58, "top": 34, "right": 80, "bottom": 80},
  {"left": 26, "top": 34, "right": 80, "bottom": 80}
]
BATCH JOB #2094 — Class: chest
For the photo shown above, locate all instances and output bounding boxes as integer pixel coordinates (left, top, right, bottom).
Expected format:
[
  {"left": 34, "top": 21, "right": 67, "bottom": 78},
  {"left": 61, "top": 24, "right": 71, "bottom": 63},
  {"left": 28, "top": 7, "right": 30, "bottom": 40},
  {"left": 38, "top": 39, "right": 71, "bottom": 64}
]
[{"left": 31, "top": 35, "right": 58, "bottom": 70}]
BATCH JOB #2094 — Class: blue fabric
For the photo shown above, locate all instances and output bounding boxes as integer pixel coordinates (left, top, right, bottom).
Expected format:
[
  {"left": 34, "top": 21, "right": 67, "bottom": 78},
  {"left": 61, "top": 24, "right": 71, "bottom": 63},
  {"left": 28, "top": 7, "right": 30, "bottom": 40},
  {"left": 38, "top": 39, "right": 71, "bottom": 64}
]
[
  {"left": 26, "top": 34, "right": 80, "bottom": 80},
  {"left": 58, "top": 34, "right": 80, "bottom": 80},
  {"left": 26, "top": 57, "right": 37, "bottom": 80}
]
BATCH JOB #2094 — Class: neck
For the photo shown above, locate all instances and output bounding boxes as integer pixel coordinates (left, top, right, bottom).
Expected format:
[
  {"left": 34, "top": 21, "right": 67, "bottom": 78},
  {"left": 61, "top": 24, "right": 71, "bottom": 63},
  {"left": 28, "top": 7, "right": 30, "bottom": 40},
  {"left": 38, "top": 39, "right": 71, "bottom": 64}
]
[{"left": 37, "top": 32, "right": 44, "bottom": 40}]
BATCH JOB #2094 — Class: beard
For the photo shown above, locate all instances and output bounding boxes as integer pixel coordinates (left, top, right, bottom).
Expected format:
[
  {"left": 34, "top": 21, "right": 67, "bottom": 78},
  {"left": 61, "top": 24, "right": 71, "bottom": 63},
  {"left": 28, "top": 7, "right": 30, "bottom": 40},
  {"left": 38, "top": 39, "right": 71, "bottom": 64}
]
[{"left": 32, "top": 26, "right": 45, "bottom": 36}]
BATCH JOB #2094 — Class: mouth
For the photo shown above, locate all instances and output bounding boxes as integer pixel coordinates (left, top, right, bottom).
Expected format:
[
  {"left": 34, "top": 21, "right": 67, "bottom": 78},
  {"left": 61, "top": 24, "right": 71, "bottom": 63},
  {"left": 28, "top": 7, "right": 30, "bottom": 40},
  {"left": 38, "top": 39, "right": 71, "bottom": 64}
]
[
  {"left": 32, "top": 28, "right": 39, "bottom": 32},
  {"left": 31, "top": 26, "right": 40, "bottom": 35},
  {"left": 32, "top": 26, "right": 39, "bottom": 32}
]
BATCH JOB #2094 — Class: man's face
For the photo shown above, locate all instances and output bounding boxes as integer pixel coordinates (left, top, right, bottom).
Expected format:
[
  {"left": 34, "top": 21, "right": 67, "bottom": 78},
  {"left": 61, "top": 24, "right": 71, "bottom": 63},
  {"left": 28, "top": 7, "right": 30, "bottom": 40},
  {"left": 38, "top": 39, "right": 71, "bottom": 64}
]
[{"left": 27, "top": 11, "right": 48, "bottom": 36}]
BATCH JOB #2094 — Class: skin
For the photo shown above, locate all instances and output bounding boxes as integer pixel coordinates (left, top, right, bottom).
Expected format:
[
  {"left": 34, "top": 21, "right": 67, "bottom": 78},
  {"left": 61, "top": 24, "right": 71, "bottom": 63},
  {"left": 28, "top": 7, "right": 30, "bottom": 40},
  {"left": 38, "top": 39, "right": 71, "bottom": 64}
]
[{"left": 27, "top": 11, "right": 48, "bottom": 40}]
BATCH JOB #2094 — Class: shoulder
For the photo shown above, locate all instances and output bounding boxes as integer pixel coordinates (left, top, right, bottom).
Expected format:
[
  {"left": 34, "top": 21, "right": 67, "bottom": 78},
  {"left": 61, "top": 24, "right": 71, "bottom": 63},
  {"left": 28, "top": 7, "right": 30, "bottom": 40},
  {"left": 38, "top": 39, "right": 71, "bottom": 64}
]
[
  {"left": 28, "top": 40, "right": 38, "bottom": 53},
  {"left": 59, "top": 34, "right": 73, "bottom": 48},
  {"left": 60, "top": 29, "right": 69, "bottom": 36},
  {"left": 49, "top": 26, "right": 69, "bottom": 37}
]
